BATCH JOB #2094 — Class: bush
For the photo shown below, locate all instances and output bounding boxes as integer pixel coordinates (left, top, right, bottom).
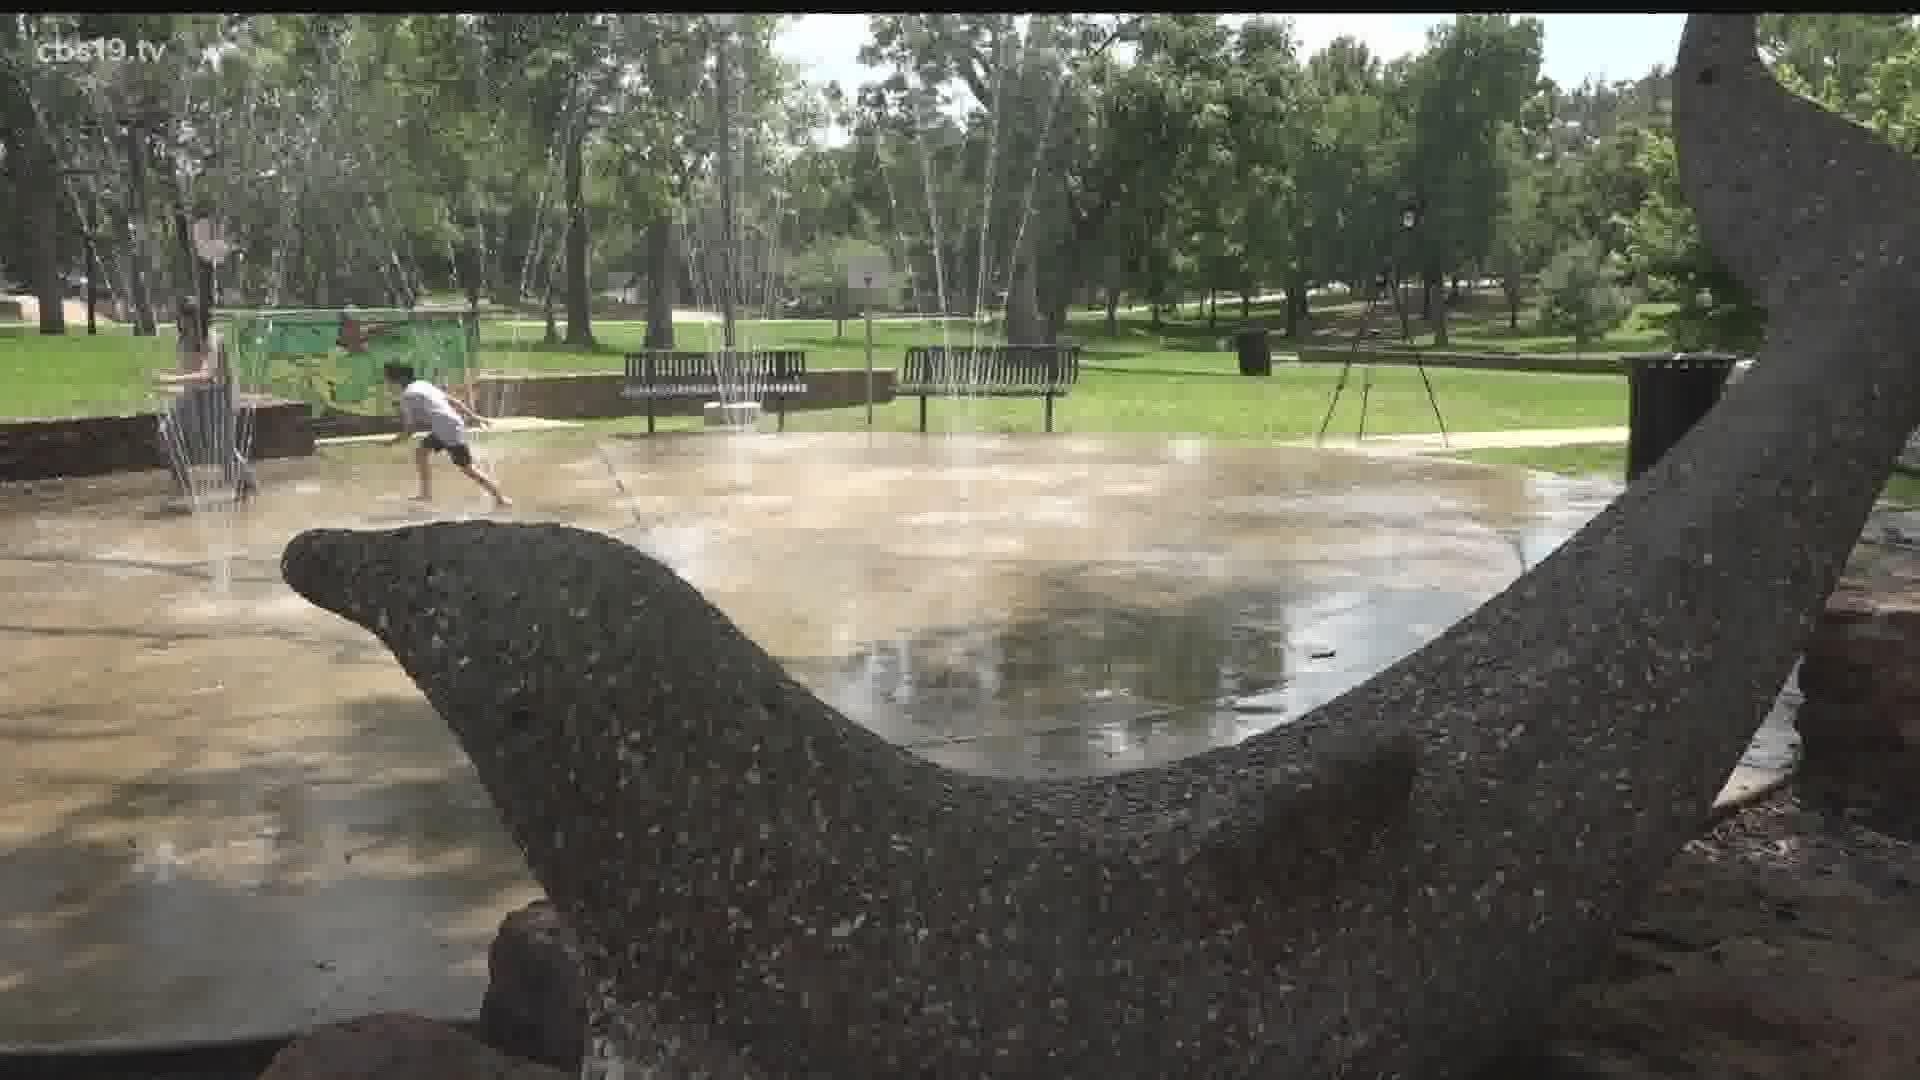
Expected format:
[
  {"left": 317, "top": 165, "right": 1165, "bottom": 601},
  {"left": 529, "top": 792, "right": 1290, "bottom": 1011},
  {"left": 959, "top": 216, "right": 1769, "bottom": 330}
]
[{"left": 1536, "top": 239, "right": 1638, "bottom": 354}]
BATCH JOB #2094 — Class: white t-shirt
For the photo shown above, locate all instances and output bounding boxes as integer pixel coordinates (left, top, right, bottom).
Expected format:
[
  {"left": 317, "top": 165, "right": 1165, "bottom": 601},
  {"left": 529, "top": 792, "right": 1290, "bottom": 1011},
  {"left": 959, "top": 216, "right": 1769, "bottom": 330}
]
[{"left": 399, "top": 380, "right": 465, "bottom": 444}]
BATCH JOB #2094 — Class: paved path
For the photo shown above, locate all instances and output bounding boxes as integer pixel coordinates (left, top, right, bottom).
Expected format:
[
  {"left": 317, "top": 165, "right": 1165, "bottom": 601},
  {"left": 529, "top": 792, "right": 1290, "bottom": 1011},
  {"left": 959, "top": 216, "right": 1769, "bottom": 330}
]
[{"left": 1293, "top": 426, "right": 1630, "bottom": 456}]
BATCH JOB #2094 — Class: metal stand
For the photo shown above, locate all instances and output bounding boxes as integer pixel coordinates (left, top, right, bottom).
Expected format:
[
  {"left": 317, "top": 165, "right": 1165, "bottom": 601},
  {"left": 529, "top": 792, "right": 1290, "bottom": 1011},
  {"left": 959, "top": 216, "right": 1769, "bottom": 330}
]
[{"left": 1315, "top": 281, "right": 1449, "bottom": 447}]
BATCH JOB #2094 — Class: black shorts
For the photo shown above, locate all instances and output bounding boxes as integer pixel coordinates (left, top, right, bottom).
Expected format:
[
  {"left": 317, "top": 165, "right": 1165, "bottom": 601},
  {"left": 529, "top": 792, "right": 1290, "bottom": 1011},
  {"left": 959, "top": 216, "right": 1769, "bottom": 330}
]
[{"left": 419, "top": 433, "right": 473, "bottom": 467}]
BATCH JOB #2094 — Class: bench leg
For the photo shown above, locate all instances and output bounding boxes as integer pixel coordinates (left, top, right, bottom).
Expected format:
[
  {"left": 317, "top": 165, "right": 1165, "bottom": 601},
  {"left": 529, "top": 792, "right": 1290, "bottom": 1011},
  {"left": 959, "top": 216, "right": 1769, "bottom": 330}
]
[
  {"left": 646, "top": 398, "right": 656, "bottom": 436},
  {"left": 1044, "top": 393, "right": 1055, "bottom": 433},
  {"left": 918, "top": 394, "right": 928, "bottom": 434},
  {"left": 776, "top": 395, "right": 786, "bottom": 433}
]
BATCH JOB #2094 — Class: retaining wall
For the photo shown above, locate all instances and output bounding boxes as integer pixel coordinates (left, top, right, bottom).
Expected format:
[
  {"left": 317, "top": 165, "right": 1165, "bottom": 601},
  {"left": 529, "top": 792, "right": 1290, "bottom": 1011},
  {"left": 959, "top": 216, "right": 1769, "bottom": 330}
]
[
  {"left": 319, "top": 367, "right": 898, "bottom": 436},
  {"left": 1796, "top": 540, "right": 1920, "bottom": 817},
  {"left": 0, "top": 397, "right": 315, "bottom": 482}
]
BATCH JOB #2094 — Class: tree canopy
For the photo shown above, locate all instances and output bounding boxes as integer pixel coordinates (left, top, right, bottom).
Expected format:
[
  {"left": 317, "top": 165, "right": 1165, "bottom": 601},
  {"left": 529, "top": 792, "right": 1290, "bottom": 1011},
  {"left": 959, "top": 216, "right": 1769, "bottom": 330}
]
[{"left": 3, "top": 13, "right": 1909, "bottom": 350}]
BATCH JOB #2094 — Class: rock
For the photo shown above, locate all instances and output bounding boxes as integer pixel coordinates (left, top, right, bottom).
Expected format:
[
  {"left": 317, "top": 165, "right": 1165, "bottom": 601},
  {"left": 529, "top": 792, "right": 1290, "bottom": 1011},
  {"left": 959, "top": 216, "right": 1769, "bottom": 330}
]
[
  {"left": 1797, "top": 543, "right": 1920, "bottom": 828},
  {"left": 278, "top": 20, "right": 1920, "bottom": 1075},
  {"left": 258, "top": 1012, "right": 565, "bottom": 1080},
  {"left": 1530, "top": 794, "right": 1920, "bottom": 1079},
  {"left": 478, "top": 900, "right": 589, "bottom": 1071}
]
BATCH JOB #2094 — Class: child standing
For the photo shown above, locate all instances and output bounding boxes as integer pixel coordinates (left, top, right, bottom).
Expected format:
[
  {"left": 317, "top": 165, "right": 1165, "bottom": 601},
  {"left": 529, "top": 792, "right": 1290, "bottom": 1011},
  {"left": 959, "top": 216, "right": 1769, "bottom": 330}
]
[
  {"left": 382, "top": 363, "right": 512, "bottom": 508},
  {"left": 154, "top": 297, "right": 259, "bottom": 500}
]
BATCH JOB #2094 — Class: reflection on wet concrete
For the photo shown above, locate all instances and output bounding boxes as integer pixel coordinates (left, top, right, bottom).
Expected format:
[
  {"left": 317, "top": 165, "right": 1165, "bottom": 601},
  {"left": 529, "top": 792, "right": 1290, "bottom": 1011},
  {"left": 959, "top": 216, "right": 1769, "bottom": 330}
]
[{"left": 1, "top": 433, "right": 1643, "bottom": 1049}]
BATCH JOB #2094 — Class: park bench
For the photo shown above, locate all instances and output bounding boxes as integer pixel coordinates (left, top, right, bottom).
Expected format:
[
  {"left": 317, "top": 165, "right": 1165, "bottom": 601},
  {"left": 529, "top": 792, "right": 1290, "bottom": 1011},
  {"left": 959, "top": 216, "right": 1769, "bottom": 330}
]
[
  {"left": 897, "top": 344, "right": 1082, "bottom": 433},
  {"left": 621, "top": 349, "right": 809, "bottom": 434}
]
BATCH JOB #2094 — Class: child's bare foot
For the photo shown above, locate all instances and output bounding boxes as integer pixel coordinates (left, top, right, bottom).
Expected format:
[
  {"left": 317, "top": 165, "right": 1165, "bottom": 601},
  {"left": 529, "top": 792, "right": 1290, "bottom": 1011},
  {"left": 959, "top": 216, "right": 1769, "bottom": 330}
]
[
  {"left": 492, "top": 496, "right": 514, "bottom": 509},
  {"left": 409, "top": 494, "right": 432, "bottom": 503}
]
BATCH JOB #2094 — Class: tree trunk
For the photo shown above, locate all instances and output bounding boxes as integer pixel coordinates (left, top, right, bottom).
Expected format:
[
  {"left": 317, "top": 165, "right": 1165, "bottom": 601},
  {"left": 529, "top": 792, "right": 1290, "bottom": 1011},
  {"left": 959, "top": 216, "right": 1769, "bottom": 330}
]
[
  {"left": 562, "top": 112, "right": 593, "bottom": 348},
  {"left": 542, "top": 259, "right": 558, "bottom": 345},
  {"left": 1207, "top": 288, "right": 1217, "bottom": 330},
  {"left": 123, "top": 120, "right": 157, "bottom": 335},
  {"left": 1505, "top": 281, "right": 1521, "bottom": 329},
  {"left": 1104, "top": 285, "right": 1120, "bottom": 336},
  {"left": 1240, "top": 290, "right": 1252, "bottom": 322},
  {"left": 503, "top": 202, "right": 532, "bottom": 305},
  {"left": 1044, "top": 285, "right": 1071, "bottom": 344},
  {"left": 1426, "top": 270, "right": 1449, "bottom": 347},
  {"left": 1004, "top": 254, "right": 1045, "bottom": 343},
  {"left": 643, "top": 211, "right": 675, "bottom": 349},
  {"left": 171, "top": 207, "right": 196, "bottom": 311},
  {"left": 457, "top": 215, "right": 482, "bottom": 313},
  {"left": 0, "top": 62, "right": 63, "bottom": 333},
  {"left": 834, "top": 284, "right": 846, "bottom": 341},
  {"left": 1284, "top": 276, "right": 1310, "bottom": 340},
  {"left": 82, "top": 192, "right": 99, "bottom": 335},
  {"left": 1393, "top": 270, "right": 1413, "bottom": 342}
]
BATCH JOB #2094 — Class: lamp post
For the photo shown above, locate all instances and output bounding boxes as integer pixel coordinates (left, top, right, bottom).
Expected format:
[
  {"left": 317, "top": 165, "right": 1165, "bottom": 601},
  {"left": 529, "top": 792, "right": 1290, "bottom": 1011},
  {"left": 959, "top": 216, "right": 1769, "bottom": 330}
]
[{"left": 709, "top": 13, "right": 740, "bottom": 350}]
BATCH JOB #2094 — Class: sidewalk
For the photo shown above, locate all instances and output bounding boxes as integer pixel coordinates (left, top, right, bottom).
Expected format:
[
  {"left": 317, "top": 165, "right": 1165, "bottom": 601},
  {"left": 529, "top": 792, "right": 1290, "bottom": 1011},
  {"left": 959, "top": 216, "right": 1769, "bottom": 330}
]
[{"left": 1291, "top": 425, "right": 1630, "bottom": 456}]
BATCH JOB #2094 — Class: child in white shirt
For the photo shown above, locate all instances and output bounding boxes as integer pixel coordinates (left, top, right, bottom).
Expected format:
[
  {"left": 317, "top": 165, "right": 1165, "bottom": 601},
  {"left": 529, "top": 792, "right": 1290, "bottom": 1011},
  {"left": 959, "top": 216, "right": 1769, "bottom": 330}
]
[{"left": 382, "top": 362, "right": 511, "bottom": 508}]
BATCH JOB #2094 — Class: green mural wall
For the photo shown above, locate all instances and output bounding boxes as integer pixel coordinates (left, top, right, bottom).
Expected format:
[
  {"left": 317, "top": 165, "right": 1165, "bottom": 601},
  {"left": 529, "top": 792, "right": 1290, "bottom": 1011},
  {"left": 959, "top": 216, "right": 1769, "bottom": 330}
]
[{"left": 226, "top": 309, "right": 475, "bottom": 416}]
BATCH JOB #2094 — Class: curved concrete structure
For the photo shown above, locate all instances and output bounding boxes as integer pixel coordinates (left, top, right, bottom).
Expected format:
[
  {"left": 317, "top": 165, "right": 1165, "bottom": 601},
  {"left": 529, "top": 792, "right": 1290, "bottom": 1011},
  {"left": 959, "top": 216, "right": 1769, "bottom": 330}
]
[{"left": 282, "top": 18, "right": 1920, "bottom": 1076}]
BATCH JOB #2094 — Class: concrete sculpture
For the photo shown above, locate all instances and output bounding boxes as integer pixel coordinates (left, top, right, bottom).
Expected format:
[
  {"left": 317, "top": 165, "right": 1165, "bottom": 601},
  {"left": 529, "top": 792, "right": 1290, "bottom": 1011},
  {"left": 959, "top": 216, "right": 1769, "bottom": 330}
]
[{"left": 282, "top": 16, "right": 1920, "bottom": 1077}]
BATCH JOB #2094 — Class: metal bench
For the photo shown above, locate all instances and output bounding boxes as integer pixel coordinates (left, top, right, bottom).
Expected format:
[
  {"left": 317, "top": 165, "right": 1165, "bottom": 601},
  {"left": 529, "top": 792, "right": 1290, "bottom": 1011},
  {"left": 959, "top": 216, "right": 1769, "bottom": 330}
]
[
  {"left": 621, "top": 349, "right": 808, "bottom": 434},
  {"left": 897, "top": 344, "right": 1082, "bottom": 433}
]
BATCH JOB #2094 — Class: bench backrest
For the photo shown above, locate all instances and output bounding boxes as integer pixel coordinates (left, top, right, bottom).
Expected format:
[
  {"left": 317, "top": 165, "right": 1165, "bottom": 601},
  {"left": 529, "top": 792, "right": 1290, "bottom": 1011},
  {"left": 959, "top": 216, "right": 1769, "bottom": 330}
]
[
  {"left": 899, "top": 345, "right": 1082, "bottom": 390},
  {"left": 623, "top": 349, "right": 808, "bottom": 386}
]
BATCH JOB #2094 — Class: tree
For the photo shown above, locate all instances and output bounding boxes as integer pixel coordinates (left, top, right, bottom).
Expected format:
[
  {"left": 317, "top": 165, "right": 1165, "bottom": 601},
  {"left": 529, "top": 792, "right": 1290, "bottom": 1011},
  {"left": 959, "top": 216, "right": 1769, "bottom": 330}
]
[
  {"left": 1488, "top": 124, "right": 1548, "bottom": 329},
  {"left": 1, "top": 16, "right": 70, "bottom": 334},
  {"left": 1623, "top": 126, "right": 1765, "bottom": 354},
  {"left": 1402, "top": 15, "right": 1545, "bottom": 345},
  {"left": 1536, "top": 238, "right": 1634, "bottom": 354}
]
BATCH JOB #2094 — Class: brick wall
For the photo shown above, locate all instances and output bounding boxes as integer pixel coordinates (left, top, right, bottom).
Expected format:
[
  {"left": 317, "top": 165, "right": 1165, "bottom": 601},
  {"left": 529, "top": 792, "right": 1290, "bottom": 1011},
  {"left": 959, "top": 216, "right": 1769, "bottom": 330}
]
[
  {"left": 1796, "top": 542, "right": 1920, "bottom": 815},
  {"left": 0, "top": 398, "right": 314, "bottom": 482}
]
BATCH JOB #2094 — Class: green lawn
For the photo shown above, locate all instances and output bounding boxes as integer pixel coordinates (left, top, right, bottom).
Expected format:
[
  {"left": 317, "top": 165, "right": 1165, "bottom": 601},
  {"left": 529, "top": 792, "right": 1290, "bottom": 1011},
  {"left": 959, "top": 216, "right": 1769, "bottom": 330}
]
[
  {"left": 1454, "top": 442, "right": 1920, "bottom": 508},
  {"left": 0, "top": 301, "right": 1640, "bottom": 435}
]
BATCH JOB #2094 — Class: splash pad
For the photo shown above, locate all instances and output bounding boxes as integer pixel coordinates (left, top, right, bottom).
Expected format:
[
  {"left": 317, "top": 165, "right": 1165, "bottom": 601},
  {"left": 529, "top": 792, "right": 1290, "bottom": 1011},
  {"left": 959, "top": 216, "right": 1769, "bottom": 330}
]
[{"left": 0, "top": 433, "right": 1786, "bottom": 1053}]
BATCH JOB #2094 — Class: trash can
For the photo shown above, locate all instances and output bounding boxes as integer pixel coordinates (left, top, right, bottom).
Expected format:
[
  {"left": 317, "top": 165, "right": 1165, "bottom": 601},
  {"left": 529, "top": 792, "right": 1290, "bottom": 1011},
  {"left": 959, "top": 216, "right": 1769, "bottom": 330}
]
[
  {"left": 1234, "top": 327, "right": 1272, "bottom": 377},
  {"left": 1625, "top": 351, "right": 1739, "bottom": 482}
]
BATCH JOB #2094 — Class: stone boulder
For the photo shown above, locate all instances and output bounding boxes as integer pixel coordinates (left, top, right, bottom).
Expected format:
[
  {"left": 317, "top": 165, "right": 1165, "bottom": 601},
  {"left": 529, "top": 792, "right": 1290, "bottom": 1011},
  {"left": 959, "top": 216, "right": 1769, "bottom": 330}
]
[
  {"left": 478, "top": 900, "right": 589, "bottom": 1071},
  {"left": 1798, "top": 541, "right": 1920, "bottom": 827},
  {"left": 258, "top": 1012, "right": 564, "bottom": 1080}
]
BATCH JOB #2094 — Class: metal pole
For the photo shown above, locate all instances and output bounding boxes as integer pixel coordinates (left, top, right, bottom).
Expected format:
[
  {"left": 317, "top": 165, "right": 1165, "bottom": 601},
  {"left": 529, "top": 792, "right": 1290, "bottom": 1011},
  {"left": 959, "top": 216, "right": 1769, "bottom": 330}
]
[
  {"left": 715, "top": 28, "right": 736, "bottom": 351},
  {"left": 864, "top": 301, "right": 875, "bottom": 427}
]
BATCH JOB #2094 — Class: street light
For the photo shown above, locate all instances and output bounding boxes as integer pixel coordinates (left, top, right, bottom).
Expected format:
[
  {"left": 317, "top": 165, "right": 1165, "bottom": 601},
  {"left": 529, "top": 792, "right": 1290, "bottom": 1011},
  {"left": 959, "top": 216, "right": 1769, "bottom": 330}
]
[{"left": 710, "top": 13, "right": 740, "bottom": 349}]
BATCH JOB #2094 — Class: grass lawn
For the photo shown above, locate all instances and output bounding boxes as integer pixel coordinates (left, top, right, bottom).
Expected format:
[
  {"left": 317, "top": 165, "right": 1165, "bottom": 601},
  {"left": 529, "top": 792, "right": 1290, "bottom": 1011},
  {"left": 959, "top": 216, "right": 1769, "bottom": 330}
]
[
  {"left": 1, "top": 296, "right": 1640, "bottom": 435},
  {"left": 1455, "top": 442, "right": 1920, "bottom": 508}
]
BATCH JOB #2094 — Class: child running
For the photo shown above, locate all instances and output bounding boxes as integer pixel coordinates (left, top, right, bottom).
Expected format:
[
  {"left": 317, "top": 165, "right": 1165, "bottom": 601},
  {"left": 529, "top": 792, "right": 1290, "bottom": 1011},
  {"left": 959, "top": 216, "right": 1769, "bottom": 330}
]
[{"left": 382, "top": 362, "right": 512, "bottom": 508}]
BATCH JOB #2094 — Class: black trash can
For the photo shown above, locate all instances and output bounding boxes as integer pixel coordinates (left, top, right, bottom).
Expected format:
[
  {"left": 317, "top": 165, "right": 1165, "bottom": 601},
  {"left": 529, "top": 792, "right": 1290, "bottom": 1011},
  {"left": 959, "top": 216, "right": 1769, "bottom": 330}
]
[
  {"left": 1625, "top": 351, "right": 1739, "bottom": 482},
  {"left": 1234, "top": 327, "right": 1272, "bottom": 377}
]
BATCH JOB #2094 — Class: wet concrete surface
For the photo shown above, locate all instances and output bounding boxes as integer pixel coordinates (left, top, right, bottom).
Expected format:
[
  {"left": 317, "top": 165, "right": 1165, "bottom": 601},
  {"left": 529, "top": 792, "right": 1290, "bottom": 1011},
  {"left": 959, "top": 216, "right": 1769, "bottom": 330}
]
[{"left": 0, "top": 432, "right": 1784, "bottom": 1051}]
